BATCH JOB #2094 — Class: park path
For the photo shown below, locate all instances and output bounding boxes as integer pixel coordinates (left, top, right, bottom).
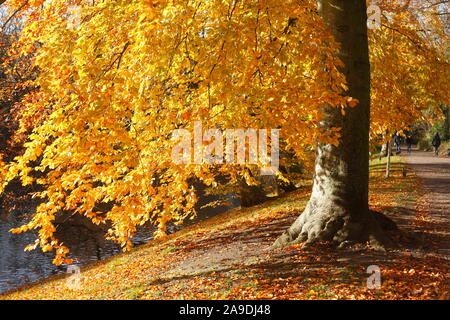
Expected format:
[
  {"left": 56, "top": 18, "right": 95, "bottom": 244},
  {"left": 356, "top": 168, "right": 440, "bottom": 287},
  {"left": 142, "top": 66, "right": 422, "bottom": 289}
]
[
  {"left": 165, "top": 149, "right": 450, "bottom": 279},
  {"left": 402, "top": 149, "right": 450, "bottom": 260}
]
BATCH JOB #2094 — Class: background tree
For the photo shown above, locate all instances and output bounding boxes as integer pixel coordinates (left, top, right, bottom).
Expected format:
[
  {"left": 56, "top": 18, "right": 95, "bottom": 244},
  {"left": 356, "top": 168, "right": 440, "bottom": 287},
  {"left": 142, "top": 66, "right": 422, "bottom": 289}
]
[
  {"left": 438, "top": 105, "right": 449, "bottom": 140},
  {"left": 0, "top": 6, "right": 37, "bottom": 215}
]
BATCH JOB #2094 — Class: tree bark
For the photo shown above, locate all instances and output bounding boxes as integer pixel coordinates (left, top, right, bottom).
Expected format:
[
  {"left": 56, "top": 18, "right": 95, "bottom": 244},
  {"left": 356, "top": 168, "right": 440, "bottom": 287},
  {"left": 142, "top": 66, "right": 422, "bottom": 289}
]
[
  {"left": 379, "top": 142, "right": 387, "bottom": 160},
  {"left": 440, "top": 105, "right": 449, "bottom": 141},
  {"left": 385, "top": 140, "right": 391, "bottom": 178},
  {"left": 273, "top": 0, "right": 392, "bottom": 249}
]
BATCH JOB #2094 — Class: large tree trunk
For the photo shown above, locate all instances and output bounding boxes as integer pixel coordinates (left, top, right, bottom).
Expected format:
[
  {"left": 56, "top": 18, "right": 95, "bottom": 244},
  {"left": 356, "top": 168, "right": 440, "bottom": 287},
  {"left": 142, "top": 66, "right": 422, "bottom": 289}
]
[
  {"left": 385, "top": 140, "right": 391, "bottom": 178},
  {"left": 273, "top": 0, "right": 391, "bottom": 249}
]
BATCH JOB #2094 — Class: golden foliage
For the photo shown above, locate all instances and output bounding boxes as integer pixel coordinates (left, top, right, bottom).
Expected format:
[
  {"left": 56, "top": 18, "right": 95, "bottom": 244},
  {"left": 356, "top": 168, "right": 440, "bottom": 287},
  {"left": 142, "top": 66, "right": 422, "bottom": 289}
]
[{"left": 0, "top": 0, "right": 448, "bottom": 263}]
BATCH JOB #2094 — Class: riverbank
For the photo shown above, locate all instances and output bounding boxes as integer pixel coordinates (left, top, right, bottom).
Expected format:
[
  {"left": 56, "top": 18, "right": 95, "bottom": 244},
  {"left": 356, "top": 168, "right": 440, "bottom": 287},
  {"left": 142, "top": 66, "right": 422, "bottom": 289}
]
[{"left": 1, "top": 155, "right": 449, "bottom": 300}]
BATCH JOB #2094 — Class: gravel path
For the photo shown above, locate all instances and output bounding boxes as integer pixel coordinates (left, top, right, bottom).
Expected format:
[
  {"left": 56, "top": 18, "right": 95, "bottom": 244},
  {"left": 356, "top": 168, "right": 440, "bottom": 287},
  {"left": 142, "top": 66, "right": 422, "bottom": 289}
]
[{"left": 402, "top": 149, "right": 450, "bottom": 260}]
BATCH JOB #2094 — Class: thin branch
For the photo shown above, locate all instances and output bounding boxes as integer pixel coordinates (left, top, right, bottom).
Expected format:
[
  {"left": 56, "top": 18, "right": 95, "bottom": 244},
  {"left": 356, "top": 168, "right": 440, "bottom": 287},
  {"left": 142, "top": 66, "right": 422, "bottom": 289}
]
[
  {"left": 1, "top": 1, "right": 29, "bottom": 31},
  {"left": 421, "top": 0, "right": 450, "bottom": 9},
  {"left": 381, "top": 23, "right": 424, "bottom": 51}
]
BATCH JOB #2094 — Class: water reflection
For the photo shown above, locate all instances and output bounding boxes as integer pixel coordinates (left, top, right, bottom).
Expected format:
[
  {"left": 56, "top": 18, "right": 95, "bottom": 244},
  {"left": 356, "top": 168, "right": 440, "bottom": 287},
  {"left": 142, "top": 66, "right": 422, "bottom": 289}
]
[{"left": 0, "top": 192, "right": 239, "bottom": 294}]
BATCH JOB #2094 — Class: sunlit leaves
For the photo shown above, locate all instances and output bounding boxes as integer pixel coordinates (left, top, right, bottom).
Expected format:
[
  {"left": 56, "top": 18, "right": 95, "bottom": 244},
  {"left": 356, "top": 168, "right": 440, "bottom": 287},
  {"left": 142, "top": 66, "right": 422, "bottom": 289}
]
[
  {"left": 1, "top": 0, "right": 448, "bottom": 263},
  {"left": 369, "top": 0, "right": 450, "bottom": 138}
]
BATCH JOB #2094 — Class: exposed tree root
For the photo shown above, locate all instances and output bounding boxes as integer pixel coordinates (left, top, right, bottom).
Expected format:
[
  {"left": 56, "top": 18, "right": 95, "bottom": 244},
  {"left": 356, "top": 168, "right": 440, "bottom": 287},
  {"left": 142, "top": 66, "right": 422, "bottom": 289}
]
[{"left": 272, "top": 202, "right": 398, "bottom": 251}]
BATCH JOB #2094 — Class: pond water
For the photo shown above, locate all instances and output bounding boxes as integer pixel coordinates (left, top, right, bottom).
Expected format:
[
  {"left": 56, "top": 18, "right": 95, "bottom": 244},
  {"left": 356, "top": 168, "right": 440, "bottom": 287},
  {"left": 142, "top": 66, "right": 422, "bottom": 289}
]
[{"left": 0, "top": 191, "right": 240, "bottom": 294}]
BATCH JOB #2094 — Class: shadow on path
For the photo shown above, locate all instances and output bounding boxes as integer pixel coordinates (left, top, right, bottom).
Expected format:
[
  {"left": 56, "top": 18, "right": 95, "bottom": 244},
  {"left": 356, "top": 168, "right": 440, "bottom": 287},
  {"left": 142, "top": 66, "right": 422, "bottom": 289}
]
[{"left": 402, "top": 149, "right": 450, "bottom": 259}]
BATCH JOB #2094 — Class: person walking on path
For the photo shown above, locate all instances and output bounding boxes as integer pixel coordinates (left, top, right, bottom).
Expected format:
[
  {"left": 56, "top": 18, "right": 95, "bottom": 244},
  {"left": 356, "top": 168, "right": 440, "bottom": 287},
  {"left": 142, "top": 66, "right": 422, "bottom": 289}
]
[
  {"left": 432, "top": 132, "right": 441, "bottom": 156},
  {"left": 393, "top": 132, "right": 402, "bottom": 154},
  {"left": 406, "top": 135, "right": 413, "bottom": 154}
]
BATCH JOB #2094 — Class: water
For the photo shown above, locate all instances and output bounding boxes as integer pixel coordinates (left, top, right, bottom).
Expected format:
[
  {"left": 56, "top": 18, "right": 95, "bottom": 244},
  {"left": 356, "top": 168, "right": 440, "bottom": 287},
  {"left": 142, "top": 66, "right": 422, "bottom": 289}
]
[{"left": 0, "top": 190, "right": 240, "bottom": 294}]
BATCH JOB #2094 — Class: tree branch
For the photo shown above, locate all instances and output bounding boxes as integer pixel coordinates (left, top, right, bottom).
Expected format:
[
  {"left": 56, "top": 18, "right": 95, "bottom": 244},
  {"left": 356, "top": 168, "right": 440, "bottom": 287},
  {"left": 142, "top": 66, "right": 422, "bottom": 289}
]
[{"left": 1, "top": 1, "right": 29, "bottom": 31}]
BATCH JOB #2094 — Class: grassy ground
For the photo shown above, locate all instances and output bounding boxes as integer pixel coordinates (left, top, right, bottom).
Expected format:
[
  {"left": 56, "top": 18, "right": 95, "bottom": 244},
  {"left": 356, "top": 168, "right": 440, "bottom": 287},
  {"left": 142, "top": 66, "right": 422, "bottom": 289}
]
[
  {"left": 418, "top": 139, "right": 450, "bottom": 155},
  {"left": 439, "top": 141, "right": 450, "bottom": 155},
  {"left": 1, "top": 156, "right": 448, "bottom": 300}
]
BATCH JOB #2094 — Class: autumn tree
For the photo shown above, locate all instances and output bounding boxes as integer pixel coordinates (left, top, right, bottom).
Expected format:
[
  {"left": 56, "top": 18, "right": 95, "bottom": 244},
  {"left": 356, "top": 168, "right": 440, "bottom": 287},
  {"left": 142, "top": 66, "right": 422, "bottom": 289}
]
[
  {"left": 273, "top": 0, "right": 388, "bottom": 248},
  {"left": 369, "top": 1, "right": 449, "bottom": 143},
  {"left": 0, "top": 17, "right": 37, "bottom": 156},
  {"left": 0, "top": 0, "right": 448, "bottom": 263},
  {"left": 0, "top": 5, "right": 39, "bottom": 214},
  {"left": 275, "top": 0, "right": 450, "bottom": 248}
]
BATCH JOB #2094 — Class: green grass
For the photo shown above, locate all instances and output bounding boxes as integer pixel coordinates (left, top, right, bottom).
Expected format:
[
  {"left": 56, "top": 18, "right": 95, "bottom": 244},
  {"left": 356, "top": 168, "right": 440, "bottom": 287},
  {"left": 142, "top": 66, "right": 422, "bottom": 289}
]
[
  {"left": 439, "top": 141, "right": 450, "bottom": 154},
  {"left": 369, "top": 155, "right": 405, "bottom": 175}
]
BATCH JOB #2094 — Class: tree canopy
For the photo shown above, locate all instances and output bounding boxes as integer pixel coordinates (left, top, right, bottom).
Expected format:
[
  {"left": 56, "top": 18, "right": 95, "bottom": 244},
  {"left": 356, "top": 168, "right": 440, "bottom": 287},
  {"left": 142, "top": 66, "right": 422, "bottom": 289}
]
[{"left": 0, "top": 0, "right": 448, "bottom": 264}]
